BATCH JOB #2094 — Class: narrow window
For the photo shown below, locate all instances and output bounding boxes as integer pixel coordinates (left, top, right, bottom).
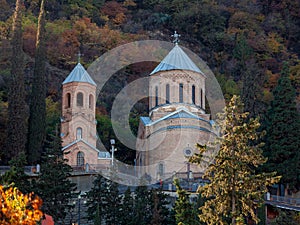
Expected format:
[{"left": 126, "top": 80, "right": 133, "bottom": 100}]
[
  {"left": 179, "top": 83, "right": 183, "bottom": 103},
  {"left": 77, "top": 92, "right": 83, "bottom": 107},
  {"left": 65, "top": 93, "right": 71, "bottom": 108},
  {"left": 192, "top": 85, "right": 195, "bottom": 104},
  {"left": 77, "top": 152, "right": 85, "bottom": 166},
  {"left": 200, "top": 89, "right": 203, "bottom": 108},
  {"left": 166, "top": 84, "right": 170, "bottom": 104},
  {"left": 158, "top": 163, "right": 164, "bottom": 176},
  {"left": 155, "top": 86, "right": 158, "bottom": 107},
  {"left": 89, "top": 94, "right": 94, "bottom": 109},
  {"left": 76, "top": 127, "right": 82, "bottom": 139}
]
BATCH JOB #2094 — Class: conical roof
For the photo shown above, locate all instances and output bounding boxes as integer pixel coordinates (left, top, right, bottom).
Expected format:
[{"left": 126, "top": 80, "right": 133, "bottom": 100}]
[
  {"left": 62, "top": 63, "right": 96, "bottom": 86},
  {"left": 150, "top": 44, "right": 203, "bottom": 75}
]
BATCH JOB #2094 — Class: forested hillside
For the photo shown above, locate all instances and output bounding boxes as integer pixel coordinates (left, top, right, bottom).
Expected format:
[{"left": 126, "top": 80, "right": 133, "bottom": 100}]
[{"left": 0, "top": 0, "right": 299, "bottom": 164}]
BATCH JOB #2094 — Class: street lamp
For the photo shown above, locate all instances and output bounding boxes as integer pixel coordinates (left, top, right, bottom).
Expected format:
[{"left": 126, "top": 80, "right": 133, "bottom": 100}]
[
  {"left": 110, "top": 139, "right": 117, "bottom": 166},
  {"left": 73, "top": 194, "right": 87, "bottom": 225}
]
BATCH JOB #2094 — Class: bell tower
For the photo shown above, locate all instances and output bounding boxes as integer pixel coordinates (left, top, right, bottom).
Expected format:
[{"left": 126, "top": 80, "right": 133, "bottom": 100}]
[{"left": 61, "top": 62, "right": 99, "bottom": 166}]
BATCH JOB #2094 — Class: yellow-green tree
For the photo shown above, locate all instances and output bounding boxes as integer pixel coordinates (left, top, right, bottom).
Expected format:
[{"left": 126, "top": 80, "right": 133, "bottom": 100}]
[
  {"left": 191, "top": 95, "right": 280, "bottom": 225},
  {"left": 0, "top": 185, "right": 43, "bottom": 225}
]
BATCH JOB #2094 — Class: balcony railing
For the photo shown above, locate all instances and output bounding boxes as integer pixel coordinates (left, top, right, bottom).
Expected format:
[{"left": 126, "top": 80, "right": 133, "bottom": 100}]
[{"left": 267, "top": 194, "right": 300, "bottom": 206}]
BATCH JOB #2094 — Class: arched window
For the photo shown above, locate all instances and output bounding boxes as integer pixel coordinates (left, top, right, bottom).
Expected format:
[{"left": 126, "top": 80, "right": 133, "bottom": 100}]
[
  {"left": 166, "top": 84, "right": 170, "bottom": 104},
  {"left": 192, "top": 85, "right": 195, "bottom": 104},
  {"left": 89, "top": 94, "right": 94, "bottom": 109},
  {"left": 65, "top": 93, "right": 71, "bottom": 108},
  {"left": 179, "top": 83, "right": 183, "bottom": 103},
  {"left": 155, "top": 86, "right": 158, "bottom": 107},
  {"left": 158, "top": 163, "right": 164, "bottom": 176},
  {"left": 200, "top": 89, "right": 203, "bottom": 108},
  {"left": 77, "top": 92, "right": 83, "bottom": 107},
  {"left": 77, "top": 152, "right": 85, "bottom": 166},
  {"left": 76, "top": 127, "right": 82, "bottom": 139}
]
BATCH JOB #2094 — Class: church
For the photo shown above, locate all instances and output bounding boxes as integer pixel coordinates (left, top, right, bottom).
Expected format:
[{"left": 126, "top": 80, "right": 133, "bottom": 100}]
[
  {"left": 135, "top": 39, "right": 217, "bottom": 181},
  {"left": 60, "top": 35, "right": 217, "bottom": 181}
]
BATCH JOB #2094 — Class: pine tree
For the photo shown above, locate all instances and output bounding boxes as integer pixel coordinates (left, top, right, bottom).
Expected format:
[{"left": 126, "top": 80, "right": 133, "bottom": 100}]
[
  {"left": 94, "top": 204, "right": 102, "bottom": 225},
  {"left": 105, "top": 179, "right": 122, "bottom": 225},
  {"left": 119, "top": 187, "right": 135, "bottom": 225},
  {"left": 32, "top": 132, "right": 77, "bottom": 223},
  {"left": 150, "top": 191, "right": 163, "bottom": 225},
  {"left": 27, "top": 0, "right": 47, "bottom": 164},
  {"left": 190, "top": 95, "right": 280, "bottom": 225},
  {"left": 86, "top": 174, "right": 108, "bottom": 223},
  {"left": 151, "top": 188, "right": 175, "bottom": 225},
  {"left": 174, "top": 178, "right": 200, "bottom": 225},
  {"left": 132, "top": 183, "right": 153, "bottom": 225},
  {"left": 263, "top": 62, "right": 300, "bottom": 192},
  {"left": 6, "top": 0, "right": 27, "bottom": 160},
  {"left": 0, "top": 152, "right": 30, "bottom": 194},
  {"left": 241, "top": 59, "right": 265, "bottom": 118}
]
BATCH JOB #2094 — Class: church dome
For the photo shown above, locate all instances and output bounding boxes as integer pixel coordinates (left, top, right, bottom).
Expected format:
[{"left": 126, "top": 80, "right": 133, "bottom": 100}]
[
  {"left": 62, "top": 63, "right": 96, "bottom": 86},
  {"left": 150, "top": 44, "right": 204, "bottom": 75}
]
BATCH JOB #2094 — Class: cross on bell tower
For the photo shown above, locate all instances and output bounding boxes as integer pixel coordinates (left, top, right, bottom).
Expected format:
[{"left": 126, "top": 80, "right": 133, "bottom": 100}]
[{"left": 171, "top": 31, "right": 181, "bottom": 44}]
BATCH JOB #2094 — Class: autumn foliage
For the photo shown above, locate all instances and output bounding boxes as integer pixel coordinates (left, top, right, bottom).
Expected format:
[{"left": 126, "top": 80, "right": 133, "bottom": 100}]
[{"left": 0, "top": 185, "right": 43, "bottom": 225}]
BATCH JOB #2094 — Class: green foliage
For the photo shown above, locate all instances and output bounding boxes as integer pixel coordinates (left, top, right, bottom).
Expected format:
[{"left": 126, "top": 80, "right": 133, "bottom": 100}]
[
  {"left": 6, "top": 0, "right": 27, "bottom": 160},
  {"left": 86, "top": 174, "right": 107, "bottom": 222},
  {"left": 0, "top": 152, "right": 30, "bottom": 194},
  {"left": 262, "top": 62, "right": 300, "bottom": 191},
  {"left": 119, "top": 187, "right": 135, "bottom": 225},
  {"left": 132, "top": 184, "right": 153, "bottom": 225},
  {"left": 32, "top": 132, "right": 77, "bottom": 223},
  {"left": 27, "top": 0, "right": 47, "bottom": 164},
  {"left": 174, "top": 178, "right": 200, "bottom": 225},
  {"left": 190, "top": 95, "right": 280, "bottom": 225},
  {"left": 45, "top": 96, "right": 60, "bottom": 135},
  {"left": 105, "top": 178, "right": 122, "bottom": 225},
  {"left": 269, "top": 209, "right": 300, "bottom": 225}
]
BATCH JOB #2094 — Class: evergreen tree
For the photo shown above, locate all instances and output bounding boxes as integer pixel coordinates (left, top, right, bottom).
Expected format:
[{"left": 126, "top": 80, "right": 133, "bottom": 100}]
[
  {"left": 119, "top": 187, "right": 134, "bottom": 225},
  {"left": 150, "top": 191, "right": 163, "bottom": 225},
  {"left": 86, "top": 174, "right": 108, "bottom": 223},
  {"left": 153, "top": 189, "right": 176, "bottom": 225},
  {"left": 0, "top": 152, "right": 30, "bottom": 194},
  {"left": 27, "top": 0, "right": 47, "bottom": 164},
  {"left": 190, "top": 95, "right": 280, "bottom": 225},
  {"left": 263, "top": 62, "right": 300, "bottom": 192},
  {"left": 241, "top": 59, "right": 265, "bottom": 118},
  {"left": 94, "top": 204, "right": 101, "bottom": 225},
  {"left": 269, "top": 209, "right": 300, "bottom": 225},
  {"left": 132, "top": 183, "right": 153, "bottom": 225},
  {"left": 6, "top": 0, "right": 27, "bottom": 160},
  {"left": 32, "top": 132, "right": 77, "bottom": 223},
  {"left": 105, "top": 179, "right": 122, "bottom": 225},
  {"left": 174, "top": 178, "right": 200, "bottom": 225}
]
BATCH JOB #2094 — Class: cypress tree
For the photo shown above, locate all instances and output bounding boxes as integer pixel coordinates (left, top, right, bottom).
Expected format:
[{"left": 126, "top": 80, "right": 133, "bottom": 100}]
[
  {"left": 7, "top": 0, "right": 27, "bottom": 160},
  {"left": 27, "top": 0, "right": 47, "bottom": 164},
  {"left": 190, "top": 96, "right": 280, "bottom": 225},
  {"left": 263, "top": 62, "right": 300, "bottom": 192}
]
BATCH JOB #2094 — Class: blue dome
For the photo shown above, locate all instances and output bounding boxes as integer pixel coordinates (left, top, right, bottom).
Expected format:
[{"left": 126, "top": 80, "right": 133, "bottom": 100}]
[
  {"left": 150, "top": 44, "right": 203, "bottom": 75},
  {"left": 62, "top": 63, "right": 96, "bottom": 86}
]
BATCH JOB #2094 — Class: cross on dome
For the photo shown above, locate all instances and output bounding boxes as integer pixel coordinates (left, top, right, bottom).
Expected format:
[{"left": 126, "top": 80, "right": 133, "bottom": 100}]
[{"left": 77, "top": 51, "right": 82, "bottom": 64}]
